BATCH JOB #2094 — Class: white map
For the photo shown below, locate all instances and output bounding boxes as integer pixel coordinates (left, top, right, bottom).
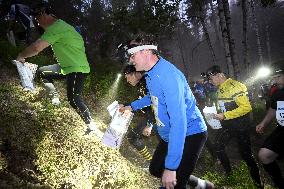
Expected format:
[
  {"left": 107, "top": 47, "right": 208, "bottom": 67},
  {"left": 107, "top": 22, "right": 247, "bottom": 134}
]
[
  {"left": 203, "top": 106, "right": 222, "bottom": 129},
  {"left": 12, "top": 60, "right": 38, "bottom": 91},
  {"left": 102, "top": 101, "right": 134, "bottom": 148}
]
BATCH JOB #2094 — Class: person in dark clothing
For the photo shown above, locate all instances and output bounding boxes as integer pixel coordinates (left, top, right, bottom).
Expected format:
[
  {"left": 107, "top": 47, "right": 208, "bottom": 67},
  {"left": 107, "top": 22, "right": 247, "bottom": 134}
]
[
  {"left": 259, "top": 83, "right": 278, "bottom": 110},
  {"left": 8, "top": 0, "right": 33, "bottom": 44},
  {"left": 256, "top": 60, "right": 284, "bottom": 189},
  {"left": 204, "top": 65, "right": 263, "bottom": 188},
  {"left": 192, "top": 79, "right": 218, "bottom": 162},
  {"left": 123, "top": 65, "right": 154, "bottom": 161},
  {"left": 266, "top": 84, "right": 278, "bottom": 110}
]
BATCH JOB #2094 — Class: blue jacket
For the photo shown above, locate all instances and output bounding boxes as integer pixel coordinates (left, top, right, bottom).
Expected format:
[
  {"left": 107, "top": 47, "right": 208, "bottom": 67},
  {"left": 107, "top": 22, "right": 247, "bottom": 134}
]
[
  {"left": 131, "top": 57, "right": 207, "bottom": 170},
  {"left": 193, "top": 82, "right": 206, "bottom": 100}
]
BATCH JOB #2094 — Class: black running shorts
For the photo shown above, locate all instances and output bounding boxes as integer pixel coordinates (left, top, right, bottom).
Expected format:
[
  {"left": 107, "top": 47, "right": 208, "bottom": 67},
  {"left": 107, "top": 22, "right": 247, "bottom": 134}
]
[{"left": 262, "top": 126, "right": 284, "bottom": 158}]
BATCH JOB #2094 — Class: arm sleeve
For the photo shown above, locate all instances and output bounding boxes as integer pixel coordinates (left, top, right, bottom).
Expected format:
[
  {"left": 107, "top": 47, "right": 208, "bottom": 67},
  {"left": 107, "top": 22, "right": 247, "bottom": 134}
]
[
  {"left": 161, "top": 74, "right": 188, "bottom": 170},
  {"left": 224, "top": 85, "right": 252, "bottom": 120},
  {"left": 130, "top": 95, "right": 151, "bottom": 111},
  {"left": 40, "top": 29, "right": 61, "bottom": 45}
]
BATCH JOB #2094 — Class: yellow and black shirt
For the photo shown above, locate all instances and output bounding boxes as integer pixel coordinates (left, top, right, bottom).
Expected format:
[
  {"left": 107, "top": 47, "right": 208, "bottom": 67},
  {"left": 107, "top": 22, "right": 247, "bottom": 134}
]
[{"left": 217, "top": 78, "right": 252, "bottom": 120}]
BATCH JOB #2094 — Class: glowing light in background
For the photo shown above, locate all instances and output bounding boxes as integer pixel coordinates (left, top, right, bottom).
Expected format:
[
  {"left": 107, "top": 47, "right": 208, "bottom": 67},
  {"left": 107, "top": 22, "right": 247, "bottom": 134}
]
[
  {"left": 244, "top": 66, "right": 271, "bottom": 87},
  {"left": 256, "top": 67, "right": 271, "bottom": 78}
]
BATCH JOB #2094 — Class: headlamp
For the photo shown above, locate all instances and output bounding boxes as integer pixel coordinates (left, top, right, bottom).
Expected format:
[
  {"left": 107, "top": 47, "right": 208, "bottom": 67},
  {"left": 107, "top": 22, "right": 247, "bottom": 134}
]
[
  {"left": 201, "top": 71, "right": 219, "bottom": 81},
  {"left": 275, "top": 69, "right": 283, "bottom": 74},
  {"left": 116, "top": 43, "right": 130, "bottom": 64},
  {"left": 256, "top": 67, "right": 271, "bottom": 78},
  {"left": 201, "top": 72, "right": 209, "bottom": 81},
  {"left": 201, "top": 65, "right": 222, "bottom": 81},
  {"left": 117, "top": 43, "right": 158, "bottom": 65}
]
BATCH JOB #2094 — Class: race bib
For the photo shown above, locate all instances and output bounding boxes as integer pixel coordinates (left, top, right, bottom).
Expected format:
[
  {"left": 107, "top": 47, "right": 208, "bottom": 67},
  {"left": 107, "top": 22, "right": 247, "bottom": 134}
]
[
  {"left": 276, "top": 101, "right": 284, "bottom": 126},
  {"left": 151, "top": 96, "right": 165, "bottom": 127}
]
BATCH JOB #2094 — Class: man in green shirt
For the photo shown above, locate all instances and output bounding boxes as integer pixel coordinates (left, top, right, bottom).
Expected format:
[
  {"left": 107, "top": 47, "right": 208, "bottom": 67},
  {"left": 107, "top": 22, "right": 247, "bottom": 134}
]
[{"left": 16, "top": 2, "right": 102, "bottom": 136}]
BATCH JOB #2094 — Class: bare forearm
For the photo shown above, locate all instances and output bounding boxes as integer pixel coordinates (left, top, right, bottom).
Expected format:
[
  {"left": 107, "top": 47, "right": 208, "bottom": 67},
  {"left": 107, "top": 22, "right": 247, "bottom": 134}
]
[
  {"left": 18, "top": 44, "right": 40, "bottom": 59},
  {"left": 261, "top": 108, "right": 275, "bottom": 126},
  {"left": 17, "top": 39, "right": 50, "bottom": 61}
]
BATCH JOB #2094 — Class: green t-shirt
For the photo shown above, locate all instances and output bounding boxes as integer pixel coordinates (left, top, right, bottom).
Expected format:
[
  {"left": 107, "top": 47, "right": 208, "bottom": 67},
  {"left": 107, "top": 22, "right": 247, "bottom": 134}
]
[{"left": 40, "top": 19, "right": 90, "bottom": 75}]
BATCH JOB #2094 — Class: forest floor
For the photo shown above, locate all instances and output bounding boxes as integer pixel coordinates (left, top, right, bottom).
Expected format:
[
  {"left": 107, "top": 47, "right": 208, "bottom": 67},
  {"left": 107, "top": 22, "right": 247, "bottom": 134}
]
[{"left": 0, "top": 65, "right": 159, "bottom": 188}]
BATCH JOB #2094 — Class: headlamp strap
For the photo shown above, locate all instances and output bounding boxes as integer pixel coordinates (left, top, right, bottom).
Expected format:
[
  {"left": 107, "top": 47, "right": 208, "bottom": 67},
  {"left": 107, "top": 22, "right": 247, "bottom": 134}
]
[
  {"left": 276, "top": 69, "right": 283, "bottom": 73},
  {"left": 127, "top": 45, "right": 157, "bottom": 55}
]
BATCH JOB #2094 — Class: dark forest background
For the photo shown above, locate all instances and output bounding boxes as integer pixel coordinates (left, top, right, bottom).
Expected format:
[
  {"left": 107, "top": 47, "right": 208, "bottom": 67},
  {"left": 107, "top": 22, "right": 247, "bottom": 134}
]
[{"left": 1, "top": 0, "right": 284, "bottom": 80}]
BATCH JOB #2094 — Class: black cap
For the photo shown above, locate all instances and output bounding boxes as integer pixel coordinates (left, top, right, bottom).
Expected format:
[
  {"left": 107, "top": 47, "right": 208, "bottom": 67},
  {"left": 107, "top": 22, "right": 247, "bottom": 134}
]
[
  {"left": 30, "top": 1, "right": 52, "bottom": 16},
  {"left": 271, "top": 60, "right": 284, "bottom": 75},
  {"left": 202, "top": 65, "right": 222, "bottom": 79},
  {"left": 116, "top": 34, "right": 159, "bottom": 65},
  {"left": 123, "top": 65, "right": 136, "bottom": 75}
]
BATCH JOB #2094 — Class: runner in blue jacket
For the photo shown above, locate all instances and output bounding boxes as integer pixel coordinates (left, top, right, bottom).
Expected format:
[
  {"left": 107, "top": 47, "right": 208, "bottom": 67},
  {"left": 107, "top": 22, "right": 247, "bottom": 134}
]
[{"left": 120, "top": 34, "right": 209, "bottom": 189}]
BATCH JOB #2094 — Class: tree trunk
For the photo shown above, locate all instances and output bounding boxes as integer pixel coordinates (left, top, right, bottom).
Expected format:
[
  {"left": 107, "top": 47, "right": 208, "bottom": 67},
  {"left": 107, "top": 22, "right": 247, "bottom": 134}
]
[
  {"left": 242, "top": 0, "right": 249, "bottom": 75},
  {"left": 263, "top": 7, "right": 272, "bottom": 64},
  {"left": 135, "top": 0, "right": 145, "bottom": 26},
  {"left": 177, "top": 24, "right": 189, "bottom": 79},
  {"left": 250, "top": 0, "right": 264, "bottom": 65},
  {"left": 265, "top": 25, "right": 271, "bottom": 64},
  {"left": 200, "top": 18, "right": 217, "bottom": 64},
  {"left": 221, "top": 0, "right": 240, "bottom": 79},
  {"left": 216, "top": 0, "right": 234, "bottom": 76},
  {"left": 192, "top": 39, "right": 206, "bottom": 75},
  {"left": 209, "top": 0, "right": 220, "bottom": 42}
]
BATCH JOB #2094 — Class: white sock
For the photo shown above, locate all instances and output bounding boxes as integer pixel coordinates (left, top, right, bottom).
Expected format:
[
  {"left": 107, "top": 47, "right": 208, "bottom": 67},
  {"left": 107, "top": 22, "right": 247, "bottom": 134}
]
[
  {"left": 44, "top": 82, "right": 56, "bottom": 94},
  {"left": 87, "top": 121, "right": 97, "bottom": 130},
  {"left": 196, "top": 178, "right": 206, "bottom": 189}
]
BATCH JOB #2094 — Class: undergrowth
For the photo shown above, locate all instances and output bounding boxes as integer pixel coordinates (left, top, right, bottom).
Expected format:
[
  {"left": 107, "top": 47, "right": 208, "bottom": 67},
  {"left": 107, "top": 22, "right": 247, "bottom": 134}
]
[{"left": 0, "top": 81, "right": 159, "bottom": 188}]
